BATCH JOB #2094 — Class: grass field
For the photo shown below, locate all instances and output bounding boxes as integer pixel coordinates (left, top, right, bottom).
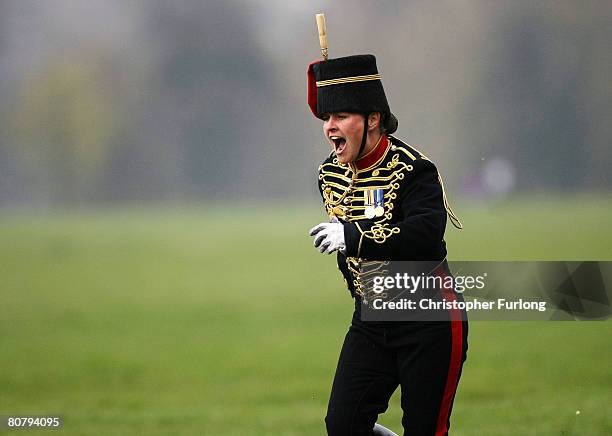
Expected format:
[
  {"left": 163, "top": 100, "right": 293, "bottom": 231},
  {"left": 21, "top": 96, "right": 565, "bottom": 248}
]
[{"left": 1, "top": 196, "right": 611, "bottom": 435}]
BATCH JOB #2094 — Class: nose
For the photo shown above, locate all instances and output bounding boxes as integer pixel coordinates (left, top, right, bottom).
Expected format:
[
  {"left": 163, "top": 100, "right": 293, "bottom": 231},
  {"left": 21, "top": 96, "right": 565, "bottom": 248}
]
[{"left": 324, "top": 115, "right": 338, "bottom": 134}]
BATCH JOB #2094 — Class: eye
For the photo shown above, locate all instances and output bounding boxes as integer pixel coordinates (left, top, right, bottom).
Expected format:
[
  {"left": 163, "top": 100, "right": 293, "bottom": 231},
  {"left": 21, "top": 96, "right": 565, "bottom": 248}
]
[{"left": 321, "top": 114, "right": 330, "bottom": 121}]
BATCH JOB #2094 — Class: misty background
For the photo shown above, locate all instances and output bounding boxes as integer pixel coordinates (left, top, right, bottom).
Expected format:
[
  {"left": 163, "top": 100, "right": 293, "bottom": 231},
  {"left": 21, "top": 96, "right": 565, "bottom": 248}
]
[{"left": 0, "top": 0, "right": 610, "bottom": 208}]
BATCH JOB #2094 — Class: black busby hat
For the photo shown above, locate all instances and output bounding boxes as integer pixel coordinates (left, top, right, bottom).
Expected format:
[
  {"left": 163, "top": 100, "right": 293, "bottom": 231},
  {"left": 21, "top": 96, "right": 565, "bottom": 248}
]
[{"left": 307, "top": 54, "right": 398, "bottom": 133}]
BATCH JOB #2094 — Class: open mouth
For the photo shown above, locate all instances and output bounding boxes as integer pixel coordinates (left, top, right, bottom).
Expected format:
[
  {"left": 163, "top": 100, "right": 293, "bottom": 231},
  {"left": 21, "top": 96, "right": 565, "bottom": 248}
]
[{"left": 330, "top": 136, "right": 347, "bottom": 155}]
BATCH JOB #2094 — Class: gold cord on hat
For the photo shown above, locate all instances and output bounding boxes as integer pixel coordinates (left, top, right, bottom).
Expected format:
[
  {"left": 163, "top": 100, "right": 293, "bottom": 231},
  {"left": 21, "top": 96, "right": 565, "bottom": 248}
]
[{"left": 316, "top": 74, "right": 382, "bottom": 87}]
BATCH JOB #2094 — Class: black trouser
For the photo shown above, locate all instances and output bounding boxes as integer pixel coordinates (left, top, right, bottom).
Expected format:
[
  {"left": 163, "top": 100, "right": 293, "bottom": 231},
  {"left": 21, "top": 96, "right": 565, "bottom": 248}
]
[{"left": 325, "top": 313, "right": 468, "bottom": 436}]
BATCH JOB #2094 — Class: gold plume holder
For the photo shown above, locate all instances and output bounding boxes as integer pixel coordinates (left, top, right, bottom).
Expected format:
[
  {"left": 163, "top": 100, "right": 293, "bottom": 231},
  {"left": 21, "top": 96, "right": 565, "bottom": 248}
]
[{"left": 316, "top": 13, "right": 329, "bottom": 60}]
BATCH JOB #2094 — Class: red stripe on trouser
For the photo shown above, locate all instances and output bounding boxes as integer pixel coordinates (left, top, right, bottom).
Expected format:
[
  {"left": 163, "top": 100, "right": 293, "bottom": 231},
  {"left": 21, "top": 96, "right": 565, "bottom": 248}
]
[{"left": 435, "top": 277, "right": 464, "bottom": 436}]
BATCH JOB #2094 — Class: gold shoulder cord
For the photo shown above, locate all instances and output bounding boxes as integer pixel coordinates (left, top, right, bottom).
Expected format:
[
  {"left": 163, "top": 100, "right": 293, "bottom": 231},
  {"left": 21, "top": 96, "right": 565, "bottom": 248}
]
[
  {"left": 436, "top": 172, "right": 463, "bottom": 230},
  {"left": 390, "top": 136, "right": 463, "bottom": 230}
]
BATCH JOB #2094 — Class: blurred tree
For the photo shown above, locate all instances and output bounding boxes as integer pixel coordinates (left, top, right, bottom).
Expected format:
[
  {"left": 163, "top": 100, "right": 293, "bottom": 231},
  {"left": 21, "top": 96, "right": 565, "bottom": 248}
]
[
  {"left": 11, "top": 59, "right": 116, "bottom": 206},
  {"left": 458, "top": 1, "right": 612, "bottom": 192},
  {"left": 145, "top": 0, "right": 277, "bottom": 199},
  {"left": 0, "top": 0, "right": 610, "bottom": 207}
]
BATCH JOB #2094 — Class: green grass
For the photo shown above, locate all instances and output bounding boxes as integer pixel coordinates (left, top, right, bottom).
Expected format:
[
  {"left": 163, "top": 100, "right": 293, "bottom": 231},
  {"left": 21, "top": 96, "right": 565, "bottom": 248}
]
[{"left": 1, "top": 196, "right": 611, "bottom": 435}]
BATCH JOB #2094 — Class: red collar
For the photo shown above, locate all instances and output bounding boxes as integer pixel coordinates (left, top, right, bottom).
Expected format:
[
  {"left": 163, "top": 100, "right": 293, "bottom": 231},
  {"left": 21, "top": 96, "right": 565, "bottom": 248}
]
[{"left": 355, "top": 134, "right": 389, "bottom": 170}]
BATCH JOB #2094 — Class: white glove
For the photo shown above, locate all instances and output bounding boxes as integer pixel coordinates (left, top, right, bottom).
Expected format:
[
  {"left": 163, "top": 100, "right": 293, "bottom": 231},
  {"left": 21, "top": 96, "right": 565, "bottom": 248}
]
[{"left": 309, "top": 222, "right": 346, "bottom": 254}]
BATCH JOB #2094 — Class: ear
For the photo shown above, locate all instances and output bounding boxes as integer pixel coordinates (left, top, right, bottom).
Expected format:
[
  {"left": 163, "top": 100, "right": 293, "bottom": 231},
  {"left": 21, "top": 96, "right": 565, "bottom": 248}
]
[{"left": 368, "top": 112, "right": 381, "bottom": 132}]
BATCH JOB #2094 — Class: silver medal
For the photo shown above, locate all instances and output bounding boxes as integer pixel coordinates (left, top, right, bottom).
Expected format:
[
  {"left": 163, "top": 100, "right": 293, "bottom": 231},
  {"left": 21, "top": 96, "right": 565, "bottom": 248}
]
[{"left": 365, "top": 206, "right": 376, "bottom": 219}]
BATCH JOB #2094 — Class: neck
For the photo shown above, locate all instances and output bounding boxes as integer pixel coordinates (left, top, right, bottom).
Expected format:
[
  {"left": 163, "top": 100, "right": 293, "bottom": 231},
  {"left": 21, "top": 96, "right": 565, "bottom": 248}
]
[
  {"left": 354, "top": 133, "right": 389, "bottom": 171},
  {"left": 358, "top": 131, "right": 383, "bottom": 161}
]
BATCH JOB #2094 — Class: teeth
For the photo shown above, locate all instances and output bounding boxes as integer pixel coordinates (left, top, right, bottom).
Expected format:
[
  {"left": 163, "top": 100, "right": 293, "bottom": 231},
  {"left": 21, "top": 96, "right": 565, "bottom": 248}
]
[{"left": 330, "top": 136, "right": 340, "bottom": 140}]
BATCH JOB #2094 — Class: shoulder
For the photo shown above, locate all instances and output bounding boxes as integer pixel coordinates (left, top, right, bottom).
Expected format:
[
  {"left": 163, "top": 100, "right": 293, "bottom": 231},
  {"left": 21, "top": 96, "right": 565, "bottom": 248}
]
[
  {"left": 319, "top": 151, "right": 336, "bottom": 168},
  {"left": 318, "top": 151, "right": 347, "bottom": 176},
  {"left": 387, "top": 135, "right": 438, "bottom": 173},
  {"left": 316, "top": 151, "right": 346, "bottom": 196}
]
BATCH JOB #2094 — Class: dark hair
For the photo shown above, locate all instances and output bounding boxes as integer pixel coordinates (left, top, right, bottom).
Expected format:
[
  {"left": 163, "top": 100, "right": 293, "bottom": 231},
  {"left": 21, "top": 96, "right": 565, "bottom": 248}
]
[
  {"left": 368, "top": 112, "right": 389, "bottom": 133},
  {"left": 379, "top": 113, "right": 388, "bottom": 133}
]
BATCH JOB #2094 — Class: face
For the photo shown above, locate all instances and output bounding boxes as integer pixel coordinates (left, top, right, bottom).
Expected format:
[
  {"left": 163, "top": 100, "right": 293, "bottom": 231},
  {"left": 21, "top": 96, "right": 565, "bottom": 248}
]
[{"left": 322, "top": 112, "right": 366, "bottom": 164}]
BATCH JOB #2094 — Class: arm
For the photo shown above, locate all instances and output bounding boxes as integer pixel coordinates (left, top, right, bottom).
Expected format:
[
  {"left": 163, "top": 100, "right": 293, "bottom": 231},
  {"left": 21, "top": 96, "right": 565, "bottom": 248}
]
[{"left": 343, "top": 159, "right": 447, "bottom": 260}]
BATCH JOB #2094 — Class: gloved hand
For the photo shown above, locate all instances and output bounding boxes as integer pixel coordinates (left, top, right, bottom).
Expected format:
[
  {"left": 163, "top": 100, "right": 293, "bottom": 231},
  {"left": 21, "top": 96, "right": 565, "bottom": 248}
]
[{"left": 309, "top": 222, "right": 346, "bottom": 254}]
